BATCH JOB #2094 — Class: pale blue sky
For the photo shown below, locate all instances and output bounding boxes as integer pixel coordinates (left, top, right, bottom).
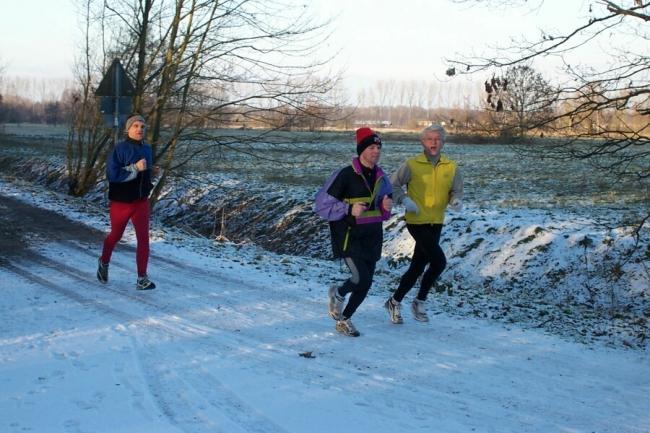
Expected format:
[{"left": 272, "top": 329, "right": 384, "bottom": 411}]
[
  {"left": 0, "top": 0, "right": 77, "bottom": 78},
  {"left": 0, "top": 1, "right": 602, "bottom": 86}
]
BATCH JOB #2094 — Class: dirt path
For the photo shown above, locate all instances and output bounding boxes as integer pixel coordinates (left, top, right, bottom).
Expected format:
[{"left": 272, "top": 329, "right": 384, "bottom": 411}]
[{"left": 0, "top": 192, "right": 104, "bottom": 260}]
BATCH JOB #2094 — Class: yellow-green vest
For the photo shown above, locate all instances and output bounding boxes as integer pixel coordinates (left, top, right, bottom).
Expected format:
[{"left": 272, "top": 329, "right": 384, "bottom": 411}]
[{"left": 405, "top": 154, "right": 457, "bottom": 224}]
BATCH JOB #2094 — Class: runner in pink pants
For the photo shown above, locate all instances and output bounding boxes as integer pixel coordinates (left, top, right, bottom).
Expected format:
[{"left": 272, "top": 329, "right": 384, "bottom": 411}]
[{"left": 97, "top": 114, "right": 157, "bottom": 290}]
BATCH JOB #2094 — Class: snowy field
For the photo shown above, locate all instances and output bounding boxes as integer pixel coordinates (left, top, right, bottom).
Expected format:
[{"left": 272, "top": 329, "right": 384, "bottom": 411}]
[
  {"left": 1, "top": 124, "right": 646, "bottom": 210},
  {"left": 1, "top": 178, "right": 649, "bottom": 433}
]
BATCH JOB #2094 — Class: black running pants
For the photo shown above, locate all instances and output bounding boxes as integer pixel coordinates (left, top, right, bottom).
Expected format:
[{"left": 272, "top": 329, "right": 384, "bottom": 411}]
[
  {"left": 338, "top": 256, "right": 376, "bottom": 319},
  {"left": 392, "top": 223, "right": 446, "bottom": 303}
]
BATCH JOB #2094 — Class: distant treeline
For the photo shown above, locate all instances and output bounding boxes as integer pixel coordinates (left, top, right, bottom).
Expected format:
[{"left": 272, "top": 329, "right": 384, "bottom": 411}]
[
  {"left": 0, "top": 86, "right": 643, "bottom": 142},
  {"left": 0, "top": 94, "right": 69, "bottom": 125},
  {"left": 0, "top": 92, "right": 506, "bottom": 136}
]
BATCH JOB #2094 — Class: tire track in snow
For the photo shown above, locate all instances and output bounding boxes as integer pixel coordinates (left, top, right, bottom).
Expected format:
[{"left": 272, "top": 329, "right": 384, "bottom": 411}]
[
  {"left": 61, "top": 239, "right": 326, "bottom": 312},
  {"left": 31, "top": 244, "right": 320, "bottom": 344},
  {"left": 14, "top": 245, "right": 480, "bottom": 432},
  {"left": 25, "top": 243, "right": 349, "bottom": 382},
  {"left": 0, "top": 258, "right": 134, "bottom": 322},
  {"left": 0, "top": 258, "right": 200, "bottom": 433},
  {"left": 44, "top": 241, "right": 484, "bottom": 400},
  {"left": 0, "top": 255, "right": 291, "bottom": 433}
]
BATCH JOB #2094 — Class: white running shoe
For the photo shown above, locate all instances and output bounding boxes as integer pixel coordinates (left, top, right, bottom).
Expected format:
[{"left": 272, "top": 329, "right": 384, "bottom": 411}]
[
  {"left": 384, "top": 298, "right": 403, "bottom": 324},
  {"left": 336, "top": 318, "right": 360, "bottom": 337},
  {"left": 411, "top": 298, "right": 429, "bottom": 322},
  {"left": 328, "top": 285, "right": 344, "bottom": 321}
]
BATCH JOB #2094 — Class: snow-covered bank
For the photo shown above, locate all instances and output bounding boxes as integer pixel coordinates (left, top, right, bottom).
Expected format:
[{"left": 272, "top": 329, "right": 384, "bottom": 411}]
[
  {"left": 1, "top": 179, "right": 649, "bottom": 433},
  {"left": 1, "top": 154, "right": 647, "bottom": 349},
  {"left": 154, "top": 173, "right": 649, "bottom": 342}
]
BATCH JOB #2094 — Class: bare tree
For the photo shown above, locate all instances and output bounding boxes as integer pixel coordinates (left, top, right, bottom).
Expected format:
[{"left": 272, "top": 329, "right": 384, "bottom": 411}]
[
  {"left": 375, "top": 79, "right": 397, "bottom": 120},
  {"left": 64, "top": 0, "right": 112, "bottom": 197},
  {"left": 69, "top": 0, "right": 342, "bottom": 200},
  {"left": 484, "top": 65, "right": 557, "bottom": 137},
  {"left": 446, "top": 1, "right": 649, "bottom": 182}
]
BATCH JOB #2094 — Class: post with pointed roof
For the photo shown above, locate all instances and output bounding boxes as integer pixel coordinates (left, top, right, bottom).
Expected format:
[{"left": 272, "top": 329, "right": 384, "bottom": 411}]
[{"left": 95, "top": 59, "right": 136, "bottom": 146}]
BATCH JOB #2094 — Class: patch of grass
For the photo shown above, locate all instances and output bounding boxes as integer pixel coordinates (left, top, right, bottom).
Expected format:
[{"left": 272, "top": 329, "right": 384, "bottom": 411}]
[
  {"left": 456, "top": 237, "right": 484, "bottom": 258},
  {"left": 435, "top": 280, "right": 454, "bottom": 295},
  {"left": 528, "top": 242, "right": 551, "bottom": 255},
  {"left": 578, "top": 236, "right": 594, "bottom": 248},
  {"left": 546, "top": 267, "right": 567, "bottom": 284},
  {"left": 516, "top": 226, "right": 546, "bottom": 247},
  {"left": 387, "top": 254, "right": 411, "bottom": 269},
  {"left": 516, "top": 234, "right": 537, "bottom": 246}
]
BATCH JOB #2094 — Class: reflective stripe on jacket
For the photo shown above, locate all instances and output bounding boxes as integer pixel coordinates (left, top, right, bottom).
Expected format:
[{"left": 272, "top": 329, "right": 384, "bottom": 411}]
[{"left": 314, "top": 157, "right": 392, "bottom": 260}]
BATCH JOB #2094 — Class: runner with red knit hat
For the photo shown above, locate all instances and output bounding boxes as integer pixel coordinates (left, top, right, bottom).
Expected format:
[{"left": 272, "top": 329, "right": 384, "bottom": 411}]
[{"left": 314, "top": 127, "right": 393, "bottom": 336}]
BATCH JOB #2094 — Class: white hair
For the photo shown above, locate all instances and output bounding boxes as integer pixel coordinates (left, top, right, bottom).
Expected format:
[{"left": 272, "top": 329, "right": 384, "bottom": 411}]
[{"left": 421, "top": 123, "right": 446, "bottom": 141}]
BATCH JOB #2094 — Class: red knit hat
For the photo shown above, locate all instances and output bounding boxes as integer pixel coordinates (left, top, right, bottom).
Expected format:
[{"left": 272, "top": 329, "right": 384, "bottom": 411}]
[{"left": 355, "top": 127, "right": 382, "bottom": 155}]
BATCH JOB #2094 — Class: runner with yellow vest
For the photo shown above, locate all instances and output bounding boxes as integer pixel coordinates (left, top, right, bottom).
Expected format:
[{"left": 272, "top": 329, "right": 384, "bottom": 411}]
[{"left": 385, "top": 123, "right": 464, "bottom": 324}]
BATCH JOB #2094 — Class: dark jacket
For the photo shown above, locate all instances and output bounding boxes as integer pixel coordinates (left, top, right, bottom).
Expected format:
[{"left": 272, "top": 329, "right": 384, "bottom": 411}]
[
  {"left": 107, "top": 137, "right": 154, "bottom": 203},
  {"left": 314, "top": 158, "right": 392, "bottom": 261}
]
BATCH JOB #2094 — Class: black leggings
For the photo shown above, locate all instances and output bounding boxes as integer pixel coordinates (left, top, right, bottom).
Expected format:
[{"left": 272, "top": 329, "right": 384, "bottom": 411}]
[
  {"left": 338, "top": 256, "right": 376, "bottom": 319},
  {"left": 392, "top": 224, "right": 446, "bottom": 303}
]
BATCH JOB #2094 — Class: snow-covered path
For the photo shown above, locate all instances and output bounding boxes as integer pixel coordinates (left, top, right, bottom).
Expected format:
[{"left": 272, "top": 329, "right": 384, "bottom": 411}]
[{"left": 1, "top": 200, "right": 648, "bottom": 433}]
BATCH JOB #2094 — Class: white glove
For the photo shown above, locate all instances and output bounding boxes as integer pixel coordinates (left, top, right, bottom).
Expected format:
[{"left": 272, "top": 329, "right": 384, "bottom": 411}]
[
  {"left": 449, "top": 197, "right": 463, "bottom": 212},
  {"left": 403, "top": 197, "right": 420, "bottom": 214}
]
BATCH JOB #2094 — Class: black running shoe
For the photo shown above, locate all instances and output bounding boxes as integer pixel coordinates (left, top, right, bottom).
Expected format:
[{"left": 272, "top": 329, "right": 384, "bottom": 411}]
[
  {"left": 97, "top": 258, "right": 109, "bottom": 283},
  {"left": 136, "top": 275, "right": 156, "bottom": 290}
]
